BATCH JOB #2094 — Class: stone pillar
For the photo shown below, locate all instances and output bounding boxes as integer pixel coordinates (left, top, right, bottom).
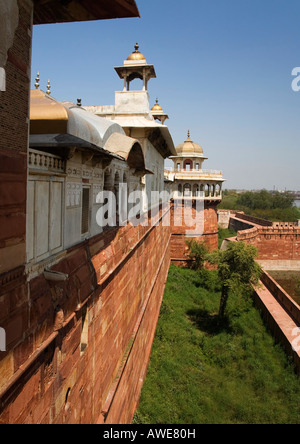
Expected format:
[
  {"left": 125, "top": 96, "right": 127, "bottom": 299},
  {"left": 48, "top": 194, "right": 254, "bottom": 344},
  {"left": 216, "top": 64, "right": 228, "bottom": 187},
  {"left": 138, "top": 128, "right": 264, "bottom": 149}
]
[{"left": 142, "top": 68, "right": 147, "bottom": 91}]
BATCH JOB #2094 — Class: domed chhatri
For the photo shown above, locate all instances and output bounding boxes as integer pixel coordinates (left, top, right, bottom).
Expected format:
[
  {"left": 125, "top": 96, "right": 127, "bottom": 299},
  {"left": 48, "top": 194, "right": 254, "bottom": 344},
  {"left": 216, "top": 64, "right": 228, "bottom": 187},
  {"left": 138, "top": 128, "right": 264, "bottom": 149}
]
[
  {"left": 127, "top": 43, "right": 146, "bottom": 62},
  {"left": 151, "top": 99, "right": 169, "bottom": 125},
  {"left": 115, "top": 43, "right": 156, "bottom": 92},
  {"left": 169, "top": 130, "right": 224, "bottom": 200},
  {"left": 151, "top": 98, "right": 163, "bottom": 112},
  {"left": 176, "top": 131, "right": 204, "bottom": 156}
]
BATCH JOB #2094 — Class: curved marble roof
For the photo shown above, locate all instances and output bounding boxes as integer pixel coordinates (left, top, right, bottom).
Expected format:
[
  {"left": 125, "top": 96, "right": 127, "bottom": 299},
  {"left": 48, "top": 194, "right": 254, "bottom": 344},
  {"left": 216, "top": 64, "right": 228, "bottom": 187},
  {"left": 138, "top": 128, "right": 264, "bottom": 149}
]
[{"left": 30, "top": 89, "right": 146, "bottom": 171}]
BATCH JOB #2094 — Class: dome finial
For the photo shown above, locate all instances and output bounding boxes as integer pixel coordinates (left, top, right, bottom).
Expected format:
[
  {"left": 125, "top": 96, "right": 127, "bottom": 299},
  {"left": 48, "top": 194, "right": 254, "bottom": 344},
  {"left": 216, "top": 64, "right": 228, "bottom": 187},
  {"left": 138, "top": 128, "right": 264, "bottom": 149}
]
[
  {"left": 151, "top": 98, "right": 163, "bottom": 112},
  {"left": 35, "top": 72, "right": 40, "bottom": 89},
  {"left": 176, "top": 132, "right": 204, "bottom": 155},
  {"left": 126, "top": 43, "right": 146, "bottom": 62},
  {"left": 46, "top": 79, "right": 51, "bottom": 95}
]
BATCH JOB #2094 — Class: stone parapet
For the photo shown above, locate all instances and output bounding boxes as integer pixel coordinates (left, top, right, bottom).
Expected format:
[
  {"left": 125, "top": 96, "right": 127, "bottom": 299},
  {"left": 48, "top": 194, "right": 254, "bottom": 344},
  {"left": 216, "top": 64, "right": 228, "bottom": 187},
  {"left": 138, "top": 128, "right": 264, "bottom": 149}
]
[
  {"left": 0, "top": 207, "right": 171, "bottom": 424},
  {"left": 261, "top": 271, "right": 300, "bottom": 324},
  {"left": 253, "top": 274, "right": 300, "bottom": 374}
]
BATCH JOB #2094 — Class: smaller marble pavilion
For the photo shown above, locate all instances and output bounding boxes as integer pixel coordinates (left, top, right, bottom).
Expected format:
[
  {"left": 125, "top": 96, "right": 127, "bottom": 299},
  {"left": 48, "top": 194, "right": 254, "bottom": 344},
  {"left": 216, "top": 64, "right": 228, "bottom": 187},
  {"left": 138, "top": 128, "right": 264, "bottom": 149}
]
[{"left": 167, "top": 131, "right": 225, "bottom": 200}]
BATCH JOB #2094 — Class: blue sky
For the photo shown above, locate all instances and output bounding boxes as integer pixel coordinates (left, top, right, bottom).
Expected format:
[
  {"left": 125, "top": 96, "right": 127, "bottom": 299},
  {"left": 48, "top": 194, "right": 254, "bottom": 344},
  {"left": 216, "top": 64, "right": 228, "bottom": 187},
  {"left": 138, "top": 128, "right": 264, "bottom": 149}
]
[{"left": 31, "top": 0, "right": 300, "bottom": 190}]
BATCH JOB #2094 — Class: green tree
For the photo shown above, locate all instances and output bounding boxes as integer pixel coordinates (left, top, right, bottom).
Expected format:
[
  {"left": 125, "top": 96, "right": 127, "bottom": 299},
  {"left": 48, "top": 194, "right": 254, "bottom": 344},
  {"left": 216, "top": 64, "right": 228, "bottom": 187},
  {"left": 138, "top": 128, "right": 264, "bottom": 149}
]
[
  {"left": 208, "top": 242, "right": 262, "bottom": 318},
  {"left": 236, "top": 190, "right": 295, "bottom": 212},
  {"left": 186, "top": 239, "right": 208, "bottom": 270},
  {"left": 271, "top": 192, "right": 294, "bottom": 209}
]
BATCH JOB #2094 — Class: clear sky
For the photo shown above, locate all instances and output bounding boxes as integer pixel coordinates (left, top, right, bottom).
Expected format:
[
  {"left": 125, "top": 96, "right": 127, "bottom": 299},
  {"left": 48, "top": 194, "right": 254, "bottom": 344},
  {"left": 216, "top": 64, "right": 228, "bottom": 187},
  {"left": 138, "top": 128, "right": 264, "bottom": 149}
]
[{"left": 31, "top": 0, "right": 300, "bottom": 191}]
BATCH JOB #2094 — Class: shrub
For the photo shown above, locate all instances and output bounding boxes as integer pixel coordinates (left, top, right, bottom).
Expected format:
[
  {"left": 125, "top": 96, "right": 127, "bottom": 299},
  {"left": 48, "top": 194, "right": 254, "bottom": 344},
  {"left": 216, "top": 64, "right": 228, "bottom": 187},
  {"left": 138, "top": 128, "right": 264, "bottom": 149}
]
[{"left": 186, "top": 239, "right": 209, "bottom": 270}]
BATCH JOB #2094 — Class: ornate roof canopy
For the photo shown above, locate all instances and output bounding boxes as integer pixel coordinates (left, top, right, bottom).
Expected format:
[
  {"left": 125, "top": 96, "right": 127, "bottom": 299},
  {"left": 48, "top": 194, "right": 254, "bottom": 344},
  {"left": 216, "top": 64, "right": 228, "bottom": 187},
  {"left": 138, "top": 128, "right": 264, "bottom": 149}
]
[
  {"left": 33, "top": 0, "right": 140, "bottom": 25},
  {"left": 175, "top": 131, "right": 206, "bottom": 158}
]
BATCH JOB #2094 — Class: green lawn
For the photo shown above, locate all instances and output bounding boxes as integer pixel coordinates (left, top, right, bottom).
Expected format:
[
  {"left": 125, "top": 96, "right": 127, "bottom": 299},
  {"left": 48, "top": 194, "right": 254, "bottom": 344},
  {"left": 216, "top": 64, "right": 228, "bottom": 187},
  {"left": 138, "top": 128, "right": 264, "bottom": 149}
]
[
  {"left": 218, "top": 227, "right": 237, "bottom": 248},
  {"left": 134, "top": 265, "right": 300, "bottom": 424}
]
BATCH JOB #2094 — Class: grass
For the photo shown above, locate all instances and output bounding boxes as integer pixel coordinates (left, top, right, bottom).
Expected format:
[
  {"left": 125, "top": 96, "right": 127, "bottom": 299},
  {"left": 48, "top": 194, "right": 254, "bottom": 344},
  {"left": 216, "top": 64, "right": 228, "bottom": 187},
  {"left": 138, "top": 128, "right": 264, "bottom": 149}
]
[
  {"left": 134, "top": 265, "right": 300, "bottom": 424},
  {"left": 218, "top": 227, "right": 237, "bottom": 248}
]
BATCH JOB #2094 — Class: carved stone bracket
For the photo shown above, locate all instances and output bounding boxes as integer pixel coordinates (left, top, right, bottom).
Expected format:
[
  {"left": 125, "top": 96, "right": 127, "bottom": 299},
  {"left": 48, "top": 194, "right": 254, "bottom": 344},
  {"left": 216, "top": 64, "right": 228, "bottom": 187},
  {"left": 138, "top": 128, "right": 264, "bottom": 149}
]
[
  {"left": 100, "top": 157, "right": 113, "bottom": 169},
  {"left": 82, "top": 152, "right": 94, "bottom": 164},
  {"left": 67, "top": 147, "right": 77, "bottom": 160}
]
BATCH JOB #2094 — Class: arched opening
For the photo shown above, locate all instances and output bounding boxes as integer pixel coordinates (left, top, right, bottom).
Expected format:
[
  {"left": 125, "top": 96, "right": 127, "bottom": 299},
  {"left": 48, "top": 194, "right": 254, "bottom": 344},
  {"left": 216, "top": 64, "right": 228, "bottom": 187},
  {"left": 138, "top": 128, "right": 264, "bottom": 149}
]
[
  {"left": 205, "top": 184, "right": 210, "bottom": 197},
  {"left": 127, "top": 142, "right": 145, "bottom": 172},
  {"left": 178, "top": 184, "right": 182, "bottom": 197},
  {"left": 184, "top": 183, "right": 191, "bottom": 197},
  {"left": 127, "top": 76, "right": 143, "bottom": 91},
  {"left": 104, "top": 169, "right": 113, "bottom": 192},
  {"left": 211, "top": 184, "right": 216, "bottom": 197},
  {"left": 183, "top": 159, "right": 192, "bottom": 172},
  {"left": 193, "top": 184, "right": 200, "bottom": 197}
]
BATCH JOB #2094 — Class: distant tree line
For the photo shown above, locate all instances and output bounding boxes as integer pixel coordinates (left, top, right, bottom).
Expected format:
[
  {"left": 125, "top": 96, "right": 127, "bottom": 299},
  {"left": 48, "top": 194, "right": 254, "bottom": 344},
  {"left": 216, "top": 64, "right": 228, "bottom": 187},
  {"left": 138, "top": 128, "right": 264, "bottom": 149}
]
[
  {"left": 219, "top": 190, "right": 300, "bottom": 222},
  {"left": 236, "top": 190, "right": 294, "bottom": 210}
]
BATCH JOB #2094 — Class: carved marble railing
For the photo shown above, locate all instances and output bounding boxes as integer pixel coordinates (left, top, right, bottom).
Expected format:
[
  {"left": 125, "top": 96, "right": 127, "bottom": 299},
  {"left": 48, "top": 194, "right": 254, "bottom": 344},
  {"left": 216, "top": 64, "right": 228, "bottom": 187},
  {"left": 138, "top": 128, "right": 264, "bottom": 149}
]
[
  {"left": 29, "top": 149, "right": 65, "bottom": 173},
  {"left": 164, "top": 168, "right": 223, "bottom": 182}
]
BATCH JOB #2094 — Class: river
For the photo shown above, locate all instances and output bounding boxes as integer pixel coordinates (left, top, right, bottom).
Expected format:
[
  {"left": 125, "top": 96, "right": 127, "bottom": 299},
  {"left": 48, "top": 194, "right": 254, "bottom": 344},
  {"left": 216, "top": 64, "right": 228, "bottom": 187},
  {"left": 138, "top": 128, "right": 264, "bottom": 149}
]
[{"left": 294, "top": 200, "right": 300, "bottom": 208}]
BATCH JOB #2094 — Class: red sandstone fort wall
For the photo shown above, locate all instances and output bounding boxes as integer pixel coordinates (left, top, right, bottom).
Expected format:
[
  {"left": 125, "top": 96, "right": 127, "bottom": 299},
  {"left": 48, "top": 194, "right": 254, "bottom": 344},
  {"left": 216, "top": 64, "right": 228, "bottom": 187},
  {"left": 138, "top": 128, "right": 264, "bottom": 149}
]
[
  {"left": 252, "top": 271, "right": 300, "bottom": 373},
  {"left": 0, "top": 209, "right": 171, "bottom": 424},
  {"left": 223, "top": 220, "right": 300, "bottom": 373},
  {"left": 170, "top": 200, "right": 219, "bottom": 264},
  {"left": 226, "top": 213, "right": 300, "bottom": 261},
  {"left": 0, "top": 0, "right": 32, "bottom": 275},
  {"left": 236, "top": 225, "right": 300, "bottom": 261}
]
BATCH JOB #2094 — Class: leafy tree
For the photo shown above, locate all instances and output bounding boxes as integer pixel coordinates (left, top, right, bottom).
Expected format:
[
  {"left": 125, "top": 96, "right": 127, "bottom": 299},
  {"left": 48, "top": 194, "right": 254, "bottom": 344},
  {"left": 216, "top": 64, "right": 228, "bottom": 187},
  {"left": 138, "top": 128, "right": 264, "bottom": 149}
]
[
  {"left": 237, "top": 190, "right": 295, "bottom": 211},
  {"left": 272, "top": 192, "right": 294, "bottom": 209},
  {"left": 186, "top": 239, "right": 208, "bottom": 270},
  {"left": 219, "top": 189, "right": 300, "bottom": 222},
  {"left": 208, "top": 241, "right": 262, "bottom": 318}
]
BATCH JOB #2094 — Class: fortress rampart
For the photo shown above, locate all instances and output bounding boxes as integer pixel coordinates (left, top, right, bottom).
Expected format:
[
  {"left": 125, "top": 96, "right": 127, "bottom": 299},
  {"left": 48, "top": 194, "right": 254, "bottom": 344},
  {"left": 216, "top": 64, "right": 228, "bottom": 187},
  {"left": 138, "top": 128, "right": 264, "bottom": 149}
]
[
  {"left": 220, "top": 211, "right": 300, "bottom": 373},
  {"left": 253, "top": 270, "right": 300, "bottom": 373},
  {"left": 0, "top": 208, "right": 171, "bottom": 424},
  {"left": 170, "top": 199, "right": 219, "bottom": 265},
  {"left": 229, "top": 214, "right": 300, "bottom": 261}
]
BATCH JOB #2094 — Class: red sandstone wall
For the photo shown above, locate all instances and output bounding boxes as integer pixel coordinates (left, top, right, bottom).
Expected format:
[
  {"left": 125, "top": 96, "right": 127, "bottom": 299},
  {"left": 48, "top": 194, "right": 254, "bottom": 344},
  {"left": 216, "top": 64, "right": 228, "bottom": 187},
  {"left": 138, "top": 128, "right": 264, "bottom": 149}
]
[
  {"left": 170, "top": 200, "right": 219, "bottom": 263},
  {"left": 0, "top": 1, "right": 33, "bottom": 422},
  {"left": 260, "top": 271, "right": 300, "bottom": 323},
  {"left": 225, "top": 218, "right": 300, "bottom": 373},
  {"left": 0, "top": 0, "right": 32, "bottom": 274},
  {"left": 101, "top": 236, "right": 170, "bottom": 424},
  {"left": 237, "top": 226, "right": 300, "bottom": 261},
  {"left": 0, "top": 209, "right": 171, "bottom": 424},
  {"left": 252, "top": 273, "right": 300, "bottom": 374},
  {"left": 233, "top": 213, "right": 272, "bottom": 227}
]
